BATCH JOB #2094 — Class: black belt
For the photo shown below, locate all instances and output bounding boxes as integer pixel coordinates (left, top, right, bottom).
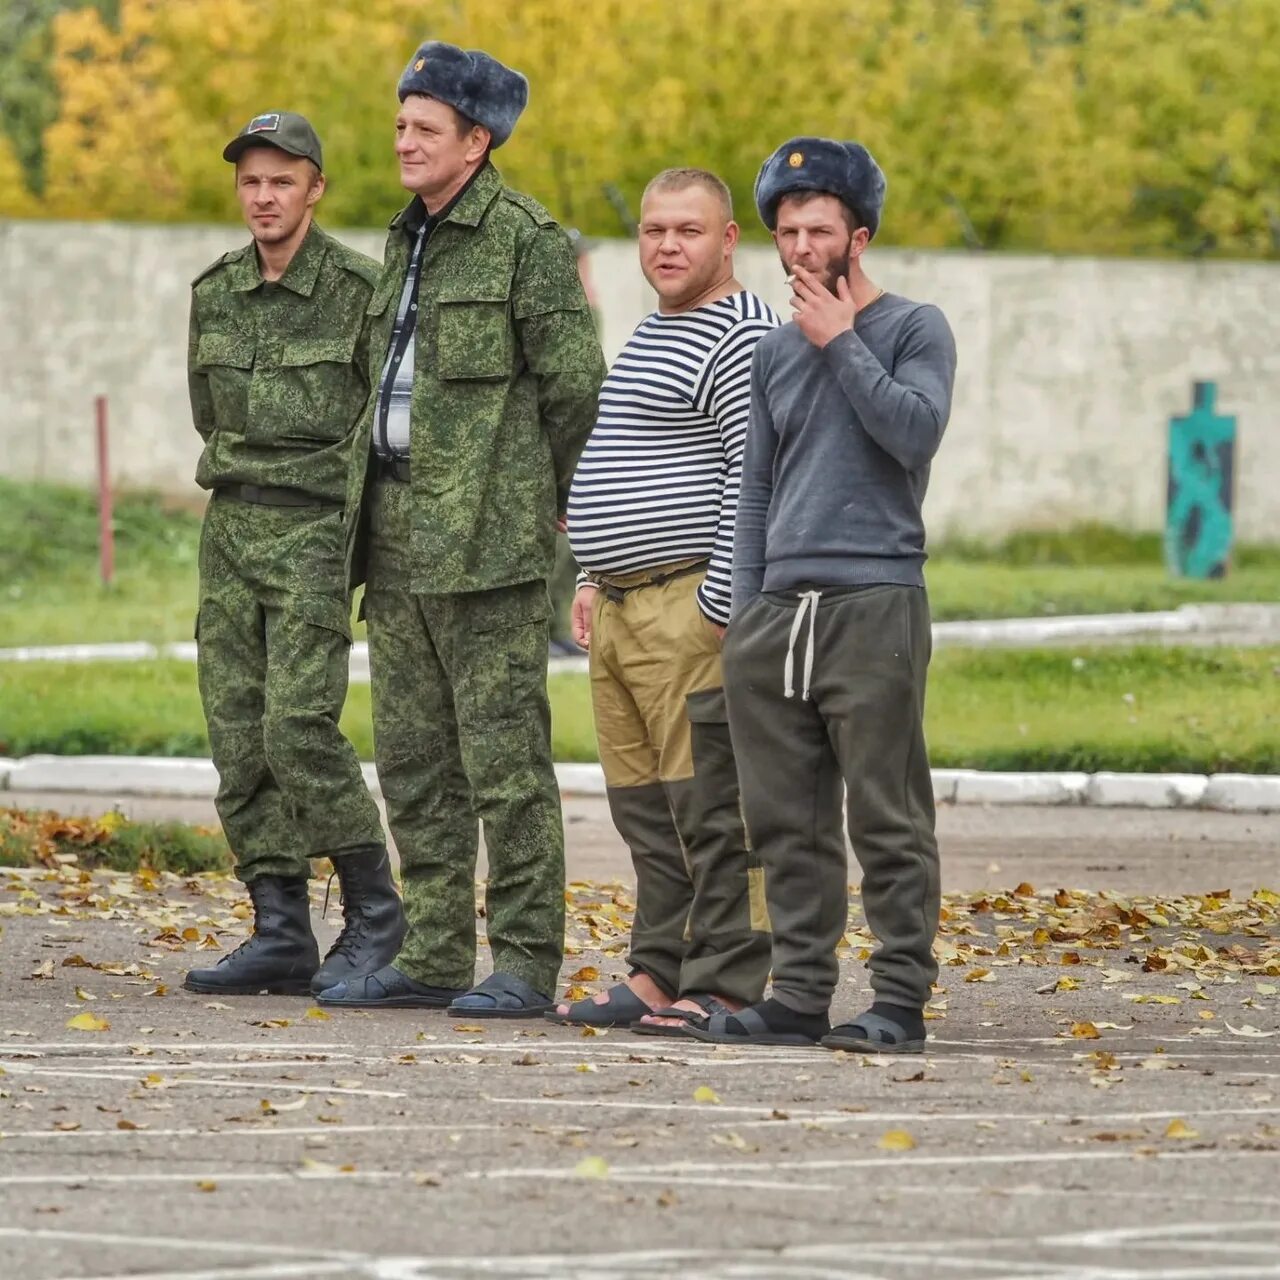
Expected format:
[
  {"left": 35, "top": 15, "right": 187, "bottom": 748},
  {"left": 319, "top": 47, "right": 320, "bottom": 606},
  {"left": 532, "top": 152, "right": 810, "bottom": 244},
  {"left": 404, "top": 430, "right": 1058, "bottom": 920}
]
[
  {"left": 216, "top": 483, "right": 335, "bottom": 508},
  {"left": 594, "top": 560, "right": 708, "bottom": 605},
  {"left": 374, "top": 455, "right": 411, "bottom": 483}
]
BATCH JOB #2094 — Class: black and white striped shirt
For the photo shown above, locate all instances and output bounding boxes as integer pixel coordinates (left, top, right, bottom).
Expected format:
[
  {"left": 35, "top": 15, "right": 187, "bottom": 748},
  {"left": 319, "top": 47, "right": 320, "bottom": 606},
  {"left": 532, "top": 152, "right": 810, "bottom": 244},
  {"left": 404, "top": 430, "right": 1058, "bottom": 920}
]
[{"left": 567, "top": 290, "right": 780, "bottom": 624}]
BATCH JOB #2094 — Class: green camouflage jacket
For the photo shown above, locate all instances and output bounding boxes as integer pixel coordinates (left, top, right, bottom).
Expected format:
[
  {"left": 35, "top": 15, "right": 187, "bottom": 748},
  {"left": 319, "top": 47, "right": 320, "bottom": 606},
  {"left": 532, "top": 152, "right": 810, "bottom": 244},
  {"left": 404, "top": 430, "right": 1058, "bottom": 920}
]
[
  {"left": 345, "top": 162, "right": 605, "bottom": 593},
  {"left": 189, "top": 223, "right": 379, "bottom": 505}
]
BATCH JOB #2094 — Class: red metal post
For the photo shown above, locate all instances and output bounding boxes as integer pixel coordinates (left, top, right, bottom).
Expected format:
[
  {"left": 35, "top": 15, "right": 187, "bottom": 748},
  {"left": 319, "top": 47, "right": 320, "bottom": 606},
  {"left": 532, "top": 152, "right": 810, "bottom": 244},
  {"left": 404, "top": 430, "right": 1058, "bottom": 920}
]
[{"left": 96, "top": 395, "right": 114, "bottom": 587}]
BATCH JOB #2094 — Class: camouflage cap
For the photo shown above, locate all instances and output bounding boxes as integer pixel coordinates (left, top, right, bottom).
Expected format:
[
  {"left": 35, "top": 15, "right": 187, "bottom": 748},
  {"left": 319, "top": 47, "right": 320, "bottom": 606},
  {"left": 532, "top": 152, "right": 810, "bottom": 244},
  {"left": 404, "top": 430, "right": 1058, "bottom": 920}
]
[{"left": 223, "top": 111, "right": 323, "bottom": 171}]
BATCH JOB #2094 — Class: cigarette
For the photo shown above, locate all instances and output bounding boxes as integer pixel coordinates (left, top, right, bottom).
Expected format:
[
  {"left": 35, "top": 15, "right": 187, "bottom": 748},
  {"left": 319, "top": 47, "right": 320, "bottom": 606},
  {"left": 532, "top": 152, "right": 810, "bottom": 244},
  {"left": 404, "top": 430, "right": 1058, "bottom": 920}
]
[{"left": 786, "top": 273, "right": 797, "bottom": 285}]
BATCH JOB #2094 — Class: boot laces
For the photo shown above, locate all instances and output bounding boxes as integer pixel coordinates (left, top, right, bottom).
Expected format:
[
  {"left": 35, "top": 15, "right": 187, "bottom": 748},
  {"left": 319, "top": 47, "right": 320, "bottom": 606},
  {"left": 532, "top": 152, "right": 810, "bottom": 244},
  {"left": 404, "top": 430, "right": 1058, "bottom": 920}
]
[
  {"left": 321, "top": 863, "right": 371, "bottom": 964},
  {"left": 222, "top": 880, "right": 294, "bottom": 965}
]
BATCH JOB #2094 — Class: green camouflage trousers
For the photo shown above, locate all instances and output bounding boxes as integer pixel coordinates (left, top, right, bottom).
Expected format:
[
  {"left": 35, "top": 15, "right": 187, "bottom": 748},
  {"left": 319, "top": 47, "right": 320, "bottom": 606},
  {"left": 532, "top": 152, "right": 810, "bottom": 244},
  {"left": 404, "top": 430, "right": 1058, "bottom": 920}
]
[
  {"left": 363, "top": 478, "right": 565, "bottom": 996},
  {"left": 196, "top": 493, "right": 384, "bottom": 883}
]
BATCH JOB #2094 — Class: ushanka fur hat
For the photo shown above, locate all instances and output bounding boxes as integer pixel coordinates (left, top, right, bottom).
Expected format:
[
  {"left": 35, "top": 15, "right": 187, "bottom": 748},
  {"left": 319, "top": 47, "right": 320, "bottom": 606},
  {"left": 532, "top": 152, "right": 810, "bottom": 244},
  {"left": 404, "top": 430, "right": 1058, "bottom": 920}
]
[
  {"left": 755, "top": 137, "right": 887, "bottom": 238},
  {"left": 397, "top": 41, "right": 528, "bottom": 148}
]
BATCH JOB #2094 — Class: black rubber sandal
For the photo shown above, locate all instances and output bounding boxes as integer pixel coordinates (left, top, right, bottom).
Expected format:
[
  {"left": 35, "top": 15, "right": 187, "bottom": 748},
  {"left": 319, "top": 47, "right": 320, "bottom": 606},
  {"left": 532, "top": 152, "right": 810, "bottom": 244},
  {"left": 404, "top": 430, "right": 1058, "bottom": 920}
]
[
  {"left": 684, "top": 1005, "right": 826, "bottom": 1047},
  {"left": 821, "top": 1010, "right": 927, "bottom": 1054},
  {"left": 630, "top": 993, "right": 732, "bottom": 1039},
  {"left": 446, "top": 972, "right": 553, "bottom": 1020},
  {"left": 544, "top": 982, "right": 655, "bottom": 1028}
]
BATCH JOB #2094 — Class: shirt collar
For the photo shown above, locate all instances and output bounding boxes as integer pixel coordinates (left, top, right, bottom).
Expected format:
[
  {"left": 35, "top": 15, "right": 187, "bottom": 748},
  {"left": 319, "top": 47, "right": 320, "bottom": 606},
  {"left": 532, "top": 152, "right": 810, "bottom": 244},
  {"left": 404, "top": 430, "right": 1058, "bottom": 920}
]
[
  {"left": 392, "top": 161, "right": 501, "bottom": 239},
  {"left": 227, "top": 221, "right": 326, "bottom": 295}
]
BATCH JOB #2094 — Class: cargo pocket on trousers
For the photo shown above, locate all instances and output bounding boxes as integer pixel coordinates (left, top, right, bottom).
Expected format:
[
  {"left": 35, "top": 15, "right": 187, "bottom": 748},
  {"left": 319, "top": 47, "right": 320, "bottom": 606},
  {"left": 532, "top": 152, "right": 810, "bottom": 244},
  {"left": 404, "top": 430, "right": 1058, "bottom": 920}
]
[
  {"left": 278, "top": 595, "right": 354, "bottom": 709},
  {"left": 685, "top": 686, "right": 732, "bottom": 779},
  {"left": 465, "top": 583, "right": 552, "bottom": 725}
]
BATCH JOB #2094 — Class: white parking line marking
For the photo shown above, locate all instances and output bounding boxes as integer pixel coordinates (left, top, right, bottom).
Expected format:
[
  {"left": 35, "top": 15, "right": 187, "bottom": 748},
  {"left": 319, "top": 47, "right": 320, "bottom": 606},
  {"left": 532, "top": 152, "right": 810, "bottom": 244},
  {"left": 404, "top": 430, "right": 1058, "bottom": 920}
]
[
  {"left": 0, "top": 1065, "right": 404, "bottom": 1097},
  {"left": 0, "top": 1122, "right": 545, "bottom": 1141},
  {"left": 66, "top": 1267, "right": 353, "bottom": 1280},
  {"left": 487, "top": 1095, "right": 1280, "bottom": 1125},
  {"left": 1, "top": 1145, "right": 1276, "bottom": 1188}
]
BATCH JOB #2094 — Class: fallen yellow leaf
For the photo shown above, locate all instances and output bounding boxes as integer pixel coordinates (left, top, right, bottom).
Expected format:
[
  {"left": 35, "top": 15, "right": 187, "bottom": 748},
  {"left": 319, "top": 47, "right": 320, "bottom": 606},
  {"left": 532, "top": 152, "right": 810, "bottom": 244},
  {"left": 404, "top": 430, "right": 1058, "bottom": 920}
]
[
  {"left": 573, "top": 1155, "right": 610, "bottom": 1179},
  {"left": 304, "top": 1008, "right": 331, "bottom": 1021},
  {"left": 567, "top": 966, "right": 600, "bottom": 982},
  {"left": 1164, "top": 1118, "right": 1198, "bottom": 1140},
  {"left": 66, "top": 1012, "right": 109, "bottom": 1033},
  {"left": 693, "top": 1086, "right": 721, "bottom": 1105},
  {"left": 877, "top": 1129, "right": 916, "bottom": 1151},
  {"left": 1070, "top": 1022, "right": 1101, "bottom": 1040}
]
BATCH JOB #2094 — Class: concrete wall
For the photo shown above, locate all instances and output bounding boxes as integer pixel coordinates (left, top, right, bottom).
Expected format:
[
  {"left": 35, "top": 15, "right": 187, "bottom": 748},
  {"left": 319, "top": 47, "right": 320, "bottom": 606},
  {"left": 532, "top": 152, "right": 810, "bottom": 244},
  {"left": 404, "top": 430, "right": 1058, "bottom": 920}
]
[{"left": 2, "top": 218, "right": 1278, "bottom": 540}]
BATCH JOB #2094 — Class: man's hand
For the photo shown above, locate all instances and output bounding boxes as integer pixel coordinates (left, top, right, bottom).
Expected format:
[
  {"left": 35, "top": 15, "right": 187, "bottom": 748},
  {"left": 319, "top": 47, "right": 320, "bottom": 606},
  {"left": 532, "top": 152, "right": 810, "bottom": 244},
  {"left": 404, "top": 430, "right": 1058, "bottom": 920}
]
[
  {"left": 789, "top": 265, "right": 856, "bottom": 349},
  {"left": 555, "top": 515, "right": 568, "bottom": 534},
  {"left": 571, "top": 583, "right": 598, "bottom": 650},
  {"left": 707, "top": 618, "right": 727, "bottom": 642}
]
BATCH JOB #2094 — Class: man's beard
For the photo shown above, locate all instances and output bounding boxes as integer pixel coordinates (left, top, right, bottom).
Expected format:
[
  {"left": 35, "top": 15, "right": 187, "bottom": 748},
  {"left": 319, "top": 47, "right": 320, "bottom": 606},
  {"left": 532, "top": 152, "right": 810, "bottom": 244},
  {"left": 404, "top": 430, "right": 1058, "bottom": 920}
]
[
  {"left": 780, "top": 237, "right": 852, "bottom": 296},
  {"left": 816, "top": 258, "right": 848, "bottom": 295}
]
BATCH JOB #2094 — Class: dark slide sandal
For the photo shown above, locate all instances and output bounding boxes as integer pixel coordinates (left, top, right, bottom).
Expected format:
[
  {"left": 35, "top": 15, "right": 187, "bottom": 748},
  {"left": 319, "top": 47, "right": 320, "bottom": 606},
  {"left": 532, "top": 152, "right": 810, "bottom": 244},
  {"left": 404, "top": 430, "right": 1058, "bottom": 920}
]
[
  {"left": 685, "top": 1005, "right": 824, "bottom": 1047},
  {"left": 822, "top": 1010, "right": 927, "bottom": 1054},
  {"left": 447, "top": 972, "right": 553, "bottom": 1019},
  {"left": 544, "top": 983, "right": 654, "bottom": 1028},
  {"left": 630, "top": 993, "right": 732, "bottom": 1039}
]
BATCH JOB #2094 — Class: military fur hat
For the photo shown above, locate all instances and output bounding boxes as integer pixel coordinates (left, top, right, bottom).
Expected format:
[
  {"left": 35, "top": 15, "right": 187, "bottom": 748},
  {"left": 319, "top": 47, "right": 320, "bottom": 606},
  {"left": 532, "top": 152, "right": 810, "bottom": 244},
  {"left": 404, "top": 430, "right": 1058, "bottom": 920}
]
[
  {"left": 397, "top": 40, "right": 528, "bottom": 148},
  {"left": 755, "top": 137, "right": 887, "bottom": 238}
]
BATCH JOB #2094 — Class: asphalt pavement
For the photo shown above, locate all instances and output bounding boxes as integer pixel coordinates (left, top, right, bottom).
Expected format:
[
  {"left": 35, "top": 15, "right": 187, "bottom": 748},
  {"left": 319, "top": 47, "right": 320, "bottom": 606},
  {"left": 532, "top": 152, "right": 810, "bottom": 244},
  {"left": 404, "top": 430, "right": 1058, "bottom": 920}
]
[{"left": 1, "top": 801, "right": 1278, "bottom": 1279}]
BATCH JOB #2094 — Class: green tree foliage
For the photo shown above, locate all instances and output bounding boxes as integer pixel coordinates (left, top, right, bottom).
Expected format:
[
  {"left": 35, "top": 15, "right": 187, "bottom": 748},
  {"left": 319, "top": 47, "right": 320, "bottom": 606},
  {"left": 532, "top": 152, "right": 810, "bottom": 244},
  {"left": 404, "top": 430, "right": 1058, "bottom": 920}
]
[{"left": 2, "top": 0, "right": 1277, "bottom": 258}]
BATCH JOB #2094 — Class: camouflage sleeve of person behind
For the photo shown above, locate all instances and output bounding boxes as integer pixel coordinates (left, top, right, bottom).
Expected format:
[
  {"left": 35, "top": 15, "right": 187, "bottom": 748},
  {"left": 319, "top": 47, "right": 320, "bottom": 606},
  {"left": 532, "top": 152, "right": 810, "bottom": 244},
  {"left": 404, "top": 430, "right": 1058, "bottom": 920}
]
[
  {"left": 511, "top": 223, "right": 607, "bottom": 515},
  {"left": 188, "top": 293, "right": 215, "bottom": 442}
]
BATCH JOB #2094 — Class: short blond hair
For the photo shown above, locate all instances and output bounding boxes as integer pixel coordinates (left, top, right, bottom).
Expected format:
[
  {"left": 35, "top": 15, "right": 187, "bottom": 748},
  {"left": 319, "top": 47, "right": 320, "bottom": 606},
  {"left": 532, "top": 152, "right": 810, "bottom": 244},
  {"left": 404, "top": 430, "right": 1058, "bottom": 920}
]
[{"left": 642, "top": 167, "right": 734, "bottom": 222}]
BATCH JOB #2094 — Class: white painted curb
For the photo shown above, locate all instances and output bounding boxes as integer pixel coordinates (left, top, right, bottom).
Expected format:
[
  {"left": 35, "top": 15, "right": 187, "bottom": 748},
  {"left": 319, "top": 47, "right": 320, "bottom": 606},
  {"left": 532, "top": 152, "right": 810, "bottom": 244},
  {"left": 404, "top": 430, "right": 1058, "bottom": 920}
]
[
  {"left": 2, "top": 601, "right": 1277, "bottom": 675},
  {"left": 1085, "top": 771, "right": 1208, "bottom": 809},
  {"left": 4, "top": 755, "right": 219, "bottom": 798},
  {"left": 1201, "top": 773, "right": 1280, "bottom": 814},
  {"left": 953, "top": 771, "right": 1090, "bottom": 806},
  {"left": 2, "top": 755, "right": 1278, "bottom": 812}
]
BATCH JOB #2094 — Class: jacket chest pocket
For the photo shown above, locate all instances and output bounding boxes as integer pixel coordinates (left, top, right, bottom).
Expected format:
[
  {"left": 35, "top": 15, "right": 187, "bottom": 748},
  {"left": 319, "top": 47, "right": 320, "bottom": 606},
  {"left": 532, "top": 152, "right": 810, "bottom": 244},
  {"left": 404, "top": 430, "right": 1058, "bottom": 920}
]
[
  {"left": 435, "top": 295, "right": 513, "bottom": 381},
  {"left": 196, "top": 333, "right": 256, "bottom": 431},
  {"left": 248, "top": 333, "right": 361, "bottom": 444},
  {"left": 364, "top": 280, "right": 395, "bottom": 377}
]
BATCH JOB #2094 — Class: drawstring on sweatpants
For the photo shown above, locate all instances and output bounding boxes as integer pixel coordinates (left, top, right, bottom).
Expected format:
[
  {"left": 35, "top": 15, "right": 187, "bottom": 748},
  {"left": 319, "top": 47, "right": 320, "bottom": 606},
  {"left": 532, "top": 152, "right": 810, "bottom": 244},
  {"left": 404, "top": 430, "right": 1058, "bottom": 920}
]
[{"left": 783, "top": 589, "right": 823, "bottom": 700}]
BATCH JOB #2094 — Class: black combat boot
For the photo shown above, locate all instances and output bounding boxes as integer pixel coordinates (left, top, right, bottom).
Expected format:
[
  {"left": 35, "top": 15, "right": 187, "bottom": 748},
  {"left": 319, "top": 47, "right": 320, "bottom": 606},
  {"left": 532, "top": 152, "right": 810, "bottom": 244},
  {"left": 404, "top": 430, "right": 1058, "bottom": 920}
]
[
  {"left": 310, "top": 846, "right": 407, "bottom": 996},
  {"left": 184, "top": 876, "right": 319, "bottom": 995}
]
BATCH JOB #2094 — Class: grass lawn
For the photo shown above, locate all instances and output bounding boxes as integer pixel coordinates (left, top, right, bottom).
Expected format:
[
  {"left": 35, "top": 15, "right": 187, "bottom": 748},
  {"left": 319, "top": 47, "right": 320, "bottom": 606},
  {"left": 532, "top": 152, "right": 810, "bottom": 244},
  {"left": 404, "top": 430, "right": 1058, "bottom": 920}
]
[
  {"left": 3, "top": 648, "right": 1276, "bottom": 774},
  {"left": 2, "top": 481, "right": 1279, "bottom": 647}
]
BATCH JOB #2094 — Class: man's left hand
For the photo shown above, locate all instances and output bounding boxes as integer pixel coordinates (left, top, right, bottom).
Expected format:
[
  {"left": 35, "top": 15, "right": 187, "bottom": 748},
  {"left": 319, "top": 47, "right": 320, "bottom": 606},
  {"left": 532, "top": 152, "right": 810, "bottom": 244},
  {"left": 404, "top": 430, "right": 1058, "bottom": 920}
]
[{"left": 790, "top": 265, "right": 856, "bottom": 349}]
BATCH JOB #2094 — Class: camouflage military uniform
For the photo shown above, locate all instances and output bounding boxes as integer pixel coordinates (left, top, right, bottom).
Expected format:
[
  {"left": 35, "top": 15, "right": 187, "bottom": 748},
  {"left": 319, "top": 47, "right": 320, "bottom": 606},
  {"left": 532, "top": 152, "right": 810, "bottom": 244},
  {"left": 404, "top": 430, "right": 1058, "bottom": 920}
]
[
  {"left": 345, "top": 162, "right": 606, "bottom": 998},
  {"left": 190, "top": 222, "right": 385, "bottom": 882}
]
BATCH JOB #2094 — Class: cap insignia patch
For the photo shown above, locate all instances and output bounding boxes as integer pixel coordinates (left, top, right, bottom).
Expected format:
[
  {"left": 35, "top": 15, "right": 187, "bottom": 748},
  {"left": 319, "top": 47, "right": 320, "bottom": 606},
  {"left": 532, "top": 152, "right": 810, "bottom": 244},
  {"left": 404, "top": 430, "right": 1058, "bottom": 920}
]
[
  {"left": 414, "top": 57, "right": 425, "bottom": 70},
  {"left": 247, "top": 113, "right": 280, "bottom": 134},
  {"left": 788, "top": 151, "right": 804, "bottom": 168}
]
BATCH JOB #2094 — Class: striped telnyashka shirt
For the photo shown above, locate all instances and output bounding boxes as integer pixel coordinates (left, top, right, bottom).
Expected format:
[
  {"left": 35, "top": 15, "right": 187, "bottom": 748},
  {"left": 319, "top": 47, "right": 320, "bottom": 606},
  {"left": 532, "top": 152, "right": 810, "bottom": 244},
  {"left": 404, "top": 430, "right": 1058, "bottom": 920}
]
[{"left": 567, "top": 290, "right": 780, "bottom": 625}]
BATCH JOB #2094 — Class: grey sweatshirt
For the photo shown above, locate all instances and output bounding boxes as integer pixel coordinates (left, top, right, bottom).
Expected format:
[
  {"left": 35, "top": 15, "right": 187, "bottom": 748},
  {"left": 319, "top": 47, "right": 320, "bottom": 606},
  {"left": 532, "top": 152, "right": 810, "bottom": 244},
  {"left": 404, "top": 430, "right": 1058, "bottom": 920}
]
[{"left": 731, "top": 292, "right": 957, "bottom": 615}]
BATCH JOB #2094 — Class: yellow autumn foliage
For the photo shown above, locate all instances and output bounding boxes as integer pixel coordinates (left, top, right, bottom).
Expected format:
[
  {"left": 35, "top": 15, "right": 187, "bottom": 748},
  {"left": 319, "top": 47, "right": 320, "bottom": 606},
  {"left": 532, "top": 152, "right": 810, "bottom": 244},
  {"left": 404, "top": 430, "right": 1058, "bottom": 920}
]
[{"left": 1, "top": 0, "right": 1277, "bottom": 258}]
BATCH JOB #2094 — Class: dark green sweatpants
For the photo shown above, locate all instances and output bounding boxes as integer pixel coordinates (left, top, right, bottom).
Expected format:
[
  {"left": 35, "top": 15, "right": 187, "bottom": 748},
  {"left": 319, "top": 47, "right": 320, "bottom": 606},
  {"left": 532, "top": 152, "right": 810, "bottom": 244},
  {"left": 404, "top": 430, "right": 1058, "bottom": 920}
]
[
  {"left": 722, "top": 584, "right": 939, "bottom": 1014},
  {"left": 362, "top": 478, "right": 565, "bottom": 998}
]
